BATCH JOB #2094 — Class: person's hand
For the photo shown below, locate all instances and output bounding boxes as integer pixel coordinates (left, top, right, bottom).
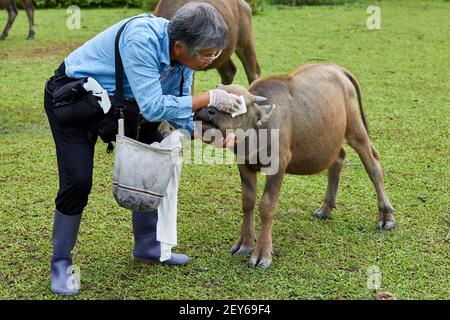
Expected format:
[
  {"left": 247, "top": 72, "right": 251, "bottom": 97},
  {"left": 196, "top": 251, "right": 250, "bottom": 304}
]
[{"left": 208, "top": 89, "right": 241, "bottom": 114}]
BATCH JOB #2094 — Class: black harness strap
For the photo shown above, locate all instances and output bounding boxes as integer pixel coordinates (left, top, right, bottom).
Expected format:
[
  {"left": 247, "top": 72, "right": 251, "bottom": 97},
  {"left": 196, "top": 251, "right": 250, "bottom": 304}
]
[
  {"left": 179, "top": 71, "right": 185, "bottom": 98},
  {"left": 107, "top": 15, "right": 186, "bottom": 152},
  {"left": 113, "top": 15, "right": 146, "bottom": 108},
  {"left": 106, "top": 16, "right": 147, "bottom": 153},
  {"left": 113, "top": 15, "right": 186, "bottom": 106}
]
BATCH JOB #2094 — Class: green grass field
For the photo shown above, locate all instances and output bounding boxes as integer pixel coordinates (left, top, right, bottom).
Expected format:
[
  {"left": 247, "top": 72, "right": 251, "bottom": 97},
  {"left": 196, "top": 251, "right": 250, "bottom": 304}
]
[{"left": 0, "top": 0, "right": 448, "bottom": 299}]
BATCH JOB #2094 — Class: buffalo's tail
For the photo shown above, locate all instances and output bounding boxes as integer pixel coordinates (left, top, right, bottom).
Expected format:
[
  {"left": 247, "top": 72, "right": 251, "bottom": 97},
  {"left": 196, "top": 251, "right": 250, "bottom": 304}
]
[{"left": 338, "top": 66, "right": 369, "bottom": 136}]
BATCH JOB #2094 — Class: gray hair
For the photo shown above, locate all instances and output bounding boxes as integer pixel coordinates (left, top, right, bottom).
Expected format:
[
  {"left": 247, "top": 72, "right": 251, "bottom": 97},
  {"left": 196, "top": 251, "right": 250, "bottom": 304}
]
[{"left": 168, "top": 2, "right": 228, "bottom": 55}]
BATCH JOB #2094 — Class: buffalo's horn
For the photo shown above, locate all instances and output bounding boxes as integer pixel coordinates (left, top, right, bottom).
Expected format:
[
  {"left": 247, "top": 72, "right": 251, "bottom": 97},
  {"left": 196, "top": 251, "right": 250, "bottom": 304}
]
[{"left": 253, "top": 95, "right": 268, "bottom": 103}]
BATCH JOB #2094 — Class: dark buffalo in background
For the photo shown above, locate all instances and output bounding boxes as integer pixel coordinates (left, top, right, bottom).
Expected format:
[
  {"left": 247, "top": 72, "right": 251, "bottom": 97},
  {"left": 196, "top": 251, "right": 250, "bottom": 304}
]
[{"left": 154, "top": 0, "right": 261, "bottom": 85}]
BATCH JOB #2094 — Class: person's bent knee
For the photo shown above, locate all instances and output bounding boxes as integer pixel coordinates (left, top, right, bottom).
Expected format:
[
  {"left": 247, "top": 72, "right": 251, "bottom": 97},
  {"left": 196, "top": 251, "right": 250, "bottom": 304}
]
[{"left": 56, "top": 179, "right": 92, "bottom": 216}]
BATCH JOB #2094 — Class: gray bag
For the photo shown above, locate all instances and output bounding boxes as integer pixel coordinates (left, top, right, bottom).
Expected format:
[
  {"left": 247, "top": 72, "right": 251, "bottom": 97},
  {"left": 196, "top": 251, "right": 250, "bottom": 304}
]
[{"left": 112, "top": 119, "right": 183, "bottom": 212}]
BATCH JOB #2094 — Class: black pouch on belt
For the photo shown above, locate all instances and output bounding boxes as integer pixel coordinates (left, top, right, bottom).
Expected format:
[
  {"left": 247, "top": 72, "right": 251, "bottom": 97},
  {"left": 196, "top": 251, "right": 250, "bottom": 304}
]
[
  {"left": 50, "top": 78, "right": 103, "bottom": 126},
  {"left": 98, "top": 98, "right": 141, "bottom": 146}
]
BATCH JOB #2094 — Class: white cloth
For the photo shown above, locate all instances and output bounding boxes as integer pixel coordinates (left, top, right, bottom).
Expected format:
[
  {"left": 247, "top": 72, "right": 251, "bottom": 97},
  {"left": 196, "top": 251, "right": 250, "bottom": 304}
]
[
  {"left": 231, "top": 95, "right": 247, "bottom": 118},
  {"left": 82, "top": 77, "right": 111, "bottom": 114},
  {"left": 151, "top": 130, "right": 185, "bottom": 262}
]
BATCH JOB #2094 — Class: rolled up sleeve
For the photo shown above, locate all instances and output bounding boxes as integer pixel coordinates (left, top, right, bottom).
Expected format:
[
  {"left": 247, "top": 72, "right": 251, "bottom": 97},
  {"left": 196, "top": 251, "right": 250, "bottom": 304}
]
[{"left": 121, "top": 38, "right": 193, "bottom": 122}]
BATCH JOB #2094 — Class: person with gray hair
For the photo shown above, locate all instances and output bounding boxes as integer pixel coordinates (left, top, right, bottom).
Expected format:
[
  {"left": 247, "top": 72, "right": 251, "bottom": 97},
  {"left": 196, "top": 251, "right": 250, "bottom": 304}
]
[{"left": 43, "top": 3, "right": 240, "bottom": 296}]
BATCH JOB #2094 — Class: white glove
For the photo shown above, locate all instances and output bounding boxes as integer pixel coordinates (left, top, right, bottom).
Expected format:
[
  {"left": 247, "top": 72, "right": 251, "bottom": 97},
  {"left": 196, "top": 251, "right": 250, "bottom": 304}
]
[{"left": 208, "top": 89, "right": 241, "bottom": 114}]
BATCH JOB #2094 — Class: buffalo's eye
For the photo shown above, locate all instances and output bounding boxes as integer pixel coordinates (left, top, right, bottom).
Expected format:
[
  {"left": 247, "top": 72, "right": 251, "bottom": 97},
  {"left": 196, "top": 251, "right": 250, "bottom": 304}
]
[{"left": 207, "top": 108, "right": 217, "bottom": 116}]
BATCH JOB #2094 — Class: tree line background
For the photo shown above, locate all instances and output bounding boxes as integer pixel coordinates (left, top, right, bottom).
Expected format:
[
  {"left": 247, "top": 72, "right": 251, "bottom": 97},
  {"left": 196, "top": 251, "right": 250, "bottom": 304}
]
[{"left": 33, "top": 0, "right": 358, "bottom": 13}]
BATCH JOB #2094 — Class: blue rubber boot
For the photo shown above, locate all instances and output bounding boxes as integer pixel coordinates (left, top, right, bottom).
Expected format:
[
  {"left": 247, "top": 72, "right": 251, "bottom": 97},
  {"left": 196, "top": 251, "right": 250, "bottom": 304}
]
[
  {"left": 50, "top": 210, "right": 81, "bottom": 295},
  {"left": 132, "top": 210, "right": 189, "bottom": 266}
]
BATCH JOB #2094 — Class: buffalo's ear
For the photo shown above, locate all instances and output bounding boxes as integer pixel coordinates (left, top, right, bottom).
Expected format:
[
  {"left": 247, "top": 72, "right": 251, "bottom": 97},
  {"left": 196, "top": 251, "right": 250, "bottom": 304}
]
[{"left": 256, "top": 104, "right": 276, "bottom": 126}]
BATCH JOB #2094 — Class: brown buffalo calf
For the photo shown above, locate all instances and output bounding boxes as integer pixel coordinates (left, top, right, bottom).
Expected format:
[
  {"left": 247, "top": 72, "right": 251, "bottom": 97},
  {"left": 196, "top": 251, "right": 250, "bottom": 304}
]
[{"left": 194, "top": 64, "right": 395, "bottom": 268}]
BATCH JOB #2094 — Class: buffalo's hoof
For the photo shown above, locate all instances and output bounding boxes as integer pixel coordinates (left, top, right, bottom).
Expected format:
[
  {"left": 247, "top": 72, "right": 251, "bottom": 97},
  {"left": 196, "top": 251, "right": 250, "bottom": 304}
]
[
  {"left": 229, "top": 244, "right": 253, "bottom": 256},
  {"left": 312, "top": 209, "right": 331, "bottom": 219},
  {"left": 0, "top": 34, "right": 6, "bottom": 41},
  {"left": 248, "top": 256, "right": 272, "bottom": 269},
  {"left": 376, "top": 219, "right": 396, "bottom": 231},
  {"left": 26, "top": 35, "right": 35, "bottom": 40}
]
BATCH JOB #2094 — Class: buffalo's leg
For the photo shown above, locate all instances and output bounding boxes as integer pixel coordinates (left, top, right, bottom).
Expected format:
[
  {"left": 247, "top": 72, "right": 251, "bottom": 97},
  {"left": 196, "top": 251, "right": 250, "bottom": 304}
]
[
  {"left": 217, "top": 59, "right": 237, "bottom": 85},
  {"left": 348, "top": 136, "right": 395, "bottom": 231},
  {"left": 249, "top": 171, "right": 285, "bottom": 268},
  {"left": 23, "top": 0, "right": 35, "bottom": 40},
  {"left": 0, "top": 1, "right": 18, "bottom": 41},
  {"left": 235, "top": 7, "right": 261, "bottom": 84},
  {"left": 230, "top": 164, "right": 257, "bottom": 256},
  {"left": 313, "top": 148, "right": 346, "bottom": 219},
  {"left": 235, "top": 42, "right": 261, "bottom": 85}
]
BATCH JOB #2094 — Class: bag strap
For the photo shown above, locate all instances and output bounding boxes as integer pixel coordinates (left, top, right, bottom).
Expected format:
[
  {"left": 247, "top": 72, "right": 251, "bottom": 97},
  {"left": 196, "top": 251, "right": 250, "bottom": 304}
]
[
  {"left": 113, "top": 14, "right": 186, "bottom": 106},
  {"left": 106, "top": 16, "right": 146, "bottom": 154},
  {"left": 113, "top": 15, "right": 147, "bottom": 107},
  {"left": 118, "top": 118, "right": 125, "bottom": 138},
  {"left": 179, "top": 71, "right": 184, "bottom": 98},
  {"left": 110, "top": 15, "right": 187, "bottom": 153}
]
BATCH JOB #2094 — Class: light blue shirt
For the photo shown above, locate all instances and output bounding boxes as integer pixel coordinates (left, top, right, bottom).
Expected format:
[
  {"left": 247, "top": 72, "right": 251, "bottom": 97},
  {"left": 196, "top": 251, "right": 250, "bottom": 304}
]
[{"left": 64, "top": 14, "right": 194, "bottom": 134}]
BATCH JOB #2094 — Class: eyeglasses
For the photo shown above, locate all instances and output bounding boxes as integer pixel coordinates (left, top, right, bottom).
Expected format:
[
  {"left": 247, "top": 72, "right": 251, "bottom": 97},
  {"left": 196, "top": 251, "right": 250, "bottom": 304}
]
[{"left": 194, "top": 50, "right": 222, "bottom": 62}]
